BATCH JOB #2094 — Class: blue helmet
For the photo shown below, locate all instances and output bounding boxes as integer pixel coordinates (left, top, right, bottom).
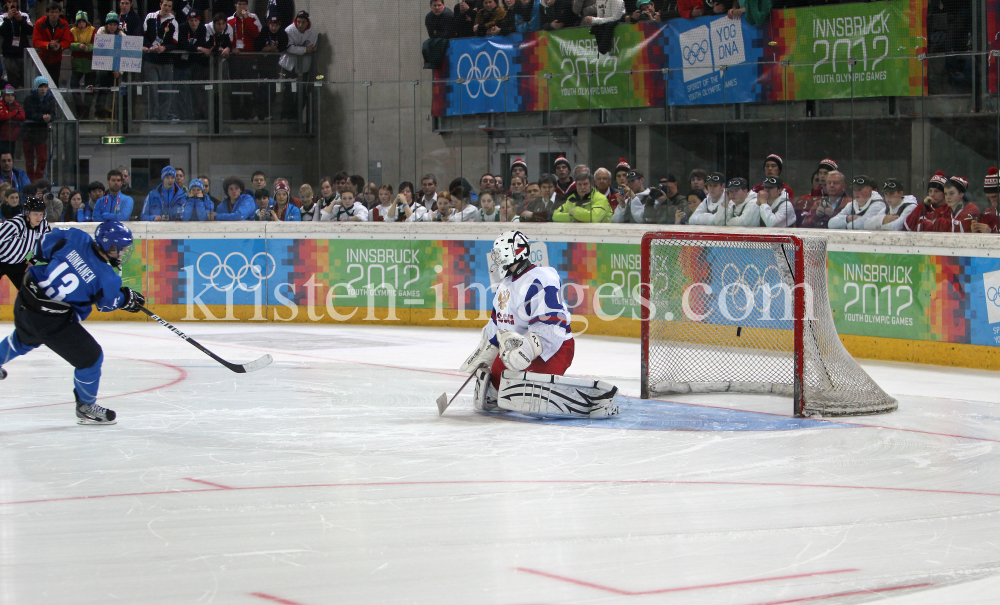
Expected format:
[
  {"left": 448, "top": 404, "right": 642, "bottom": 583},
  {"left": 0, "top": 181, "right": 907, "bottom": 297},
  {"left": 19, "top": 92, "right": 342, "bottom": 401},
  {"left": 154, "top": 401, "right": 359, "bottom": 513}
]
[{"left": 93, "top": 220, "right": 133, "bottom": 266}]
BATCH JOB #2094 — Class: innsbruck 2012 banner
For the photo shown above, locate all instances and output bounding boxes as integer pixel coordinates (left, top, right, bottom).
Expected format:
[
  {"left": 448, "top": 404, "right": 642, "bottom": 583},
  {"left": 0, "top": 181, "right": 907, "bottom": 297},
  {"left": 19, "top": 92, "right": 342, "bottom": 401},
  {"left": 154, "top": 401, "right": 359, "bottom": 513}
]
[{"left": 431, "top": 0, "right": 925, "bottom": 115}]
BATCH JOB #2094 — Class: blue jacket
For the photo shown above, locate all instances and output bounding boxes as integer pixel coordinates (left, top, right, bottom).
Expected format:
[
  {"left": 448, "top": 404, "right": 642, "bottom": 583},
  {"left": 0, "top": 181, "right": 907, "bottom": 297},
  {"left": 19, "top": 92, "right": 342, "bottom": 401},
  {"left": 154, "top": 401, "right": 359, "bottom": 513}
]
[
  {"left": 214, "top": 193, "right": 255, "bottom": 221},
  {"left": 173, "top": 195, "right": 214, "bottom": 221},
  {"left": 141, "top": 184, "right": 186, "bottom": 221},
  {"left": 91, "top": 191, "right": 134, "bottom": 222},
  {"left": 515, "top": 0, "right": 541, "bottom": 33},
  {"left": 0, "top": 167, "right": 30, "bottom": 194},
  {"left": 275, "top": 203, "right": 301, "bottom": 221},
  {"left": 28, "top": 228, "right": 124, "bottom": 321}
]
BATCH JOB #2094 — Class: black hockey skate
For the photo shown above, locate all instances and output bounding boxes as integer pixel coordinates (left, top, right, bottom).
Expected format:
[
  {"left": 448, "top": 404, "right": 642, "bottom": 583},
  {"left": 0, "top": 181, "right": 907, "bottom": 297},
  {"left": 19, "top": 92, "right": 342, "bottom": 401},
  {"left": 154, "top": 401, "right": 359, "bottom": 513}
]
[
  {"left": 75, "top": 390, "right": 116, "bottom": 425},
  {"left": 0, "top": 366, "right": 6, "bottom": 380}
]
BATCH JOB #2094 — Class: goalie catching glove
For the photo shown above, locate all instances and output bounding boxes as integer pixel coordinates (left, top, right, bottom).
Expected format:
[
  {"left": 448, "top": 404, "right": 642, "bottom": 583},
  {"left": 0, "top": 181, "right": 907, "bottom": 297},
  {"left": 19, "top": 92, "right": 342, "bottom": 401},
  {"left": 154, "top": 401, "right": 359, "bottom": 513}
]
[
  {"left": 460, "top": 331, "right": 499, "bottom": 375},
  {"left": 498, "top": 331, "right": 542, "bottom": 372},
  {"left": 119, "top": 287, "right": 145, "bottom": 313}
]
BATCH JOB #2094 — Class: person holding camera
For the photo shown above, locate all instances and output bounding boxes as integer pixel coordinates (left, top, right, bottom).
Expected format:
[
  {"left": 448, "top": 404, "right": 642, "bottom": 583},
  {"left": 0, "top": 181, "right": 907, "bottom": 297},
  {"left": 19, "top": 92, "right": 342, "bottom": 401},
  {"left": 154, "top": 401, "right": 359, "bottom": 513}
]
[
  {"left": 387, "top": 188, "right": 427, "bottom": 222},
  {"left": 611, "top": 170, "right": 647, "bottom": 224},
  {"left": 627, "top": 0, "right": 661, "bottom": 22}
]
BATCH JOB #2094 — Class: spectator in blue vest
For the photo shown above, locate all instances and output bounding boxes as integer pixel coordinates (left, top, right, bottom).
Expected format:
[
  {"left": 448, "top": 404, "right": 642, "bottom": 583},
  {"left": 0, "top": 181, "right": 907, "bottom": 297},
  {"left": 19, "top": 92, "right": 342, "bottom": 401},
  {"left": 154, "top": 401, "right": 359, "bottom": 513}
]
[
  {"left": 0, "top": 151, "right": 30, "bottom": 194},
  {"left": 139, "top": 165, "right": 185, "bottom": 220},
  {"left": 92, "top": 169, "right": 134, "bottom": 221},
  {"left": 173, "top": 178, "right": 214, "bottom": 220},
  {"left": 214, "top": 175, "right": 255, "bottom": 220}
]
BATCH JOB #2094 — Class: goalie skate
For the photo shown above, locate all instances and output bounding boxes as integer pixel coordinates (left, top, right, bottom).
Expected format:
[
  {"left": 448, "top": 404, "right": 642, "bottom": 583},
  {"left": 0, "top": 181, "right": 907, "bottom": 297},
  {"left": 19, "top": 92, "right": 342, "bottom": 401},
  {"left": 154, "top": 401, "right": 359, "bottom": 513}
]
[{"left": 497, "top": 370, "right": 620, "bottom": 419}]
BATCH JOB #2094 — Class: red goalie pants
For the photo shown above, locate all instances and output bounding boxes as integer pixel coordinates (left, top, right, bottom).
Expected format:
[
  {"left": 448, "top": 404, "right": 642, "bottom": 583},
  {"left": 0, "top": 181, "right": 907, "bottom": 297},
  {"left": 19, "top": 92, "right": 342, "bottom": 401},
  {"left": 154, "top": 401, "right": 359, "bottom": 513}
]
[{"left": 490, "top": 338, "right": 574, "bottom": 389}]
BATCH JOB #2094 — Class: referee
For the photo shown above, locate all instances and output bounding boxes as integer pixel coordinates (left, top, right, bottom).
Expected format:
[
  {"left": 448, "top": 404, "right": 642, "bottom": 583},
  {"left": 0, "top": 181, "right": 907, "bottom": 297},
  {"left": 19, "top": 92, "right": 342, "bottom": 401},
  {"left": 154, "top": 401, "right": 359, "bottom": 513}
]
[{"left": 0, "top": 197, "right": 50, "bottom": 290}]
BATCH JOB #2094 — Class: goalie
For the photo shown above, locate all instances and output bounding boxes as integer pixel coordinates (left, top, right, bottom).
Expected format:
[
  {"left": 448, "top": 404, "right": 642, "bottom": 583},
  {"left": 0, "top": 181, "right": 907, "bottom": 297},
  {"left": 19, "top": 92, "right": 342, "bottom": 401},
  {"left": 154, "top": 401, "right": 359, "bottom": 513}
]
[{"left": 459, "top": 230, "right": 619, "bottom": 419}]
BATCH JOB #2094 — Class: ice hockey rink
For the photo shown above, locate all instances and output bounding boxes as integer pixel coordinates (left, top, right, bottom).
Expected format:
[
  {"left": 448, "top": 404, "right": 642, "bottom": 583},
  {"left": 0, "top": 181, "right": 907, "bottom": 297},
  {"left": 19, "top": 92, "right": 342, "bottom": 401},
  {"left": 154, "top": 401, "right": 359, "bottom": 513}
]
[{"left": 2, "top": 322, "right": 1000, "bottom": 605}]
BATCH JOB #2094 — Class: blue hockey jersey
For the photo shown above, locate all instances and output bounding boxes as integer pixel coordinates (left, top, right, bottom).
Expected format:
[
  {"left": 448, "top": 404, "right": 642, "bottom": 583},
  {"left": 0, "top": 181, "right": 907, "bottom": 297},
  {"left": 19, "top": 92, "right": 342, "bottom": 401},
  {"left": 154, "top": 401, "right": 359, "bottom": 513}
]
[{"left": 27, "top": 228, "right": 125, "bottom": 321}]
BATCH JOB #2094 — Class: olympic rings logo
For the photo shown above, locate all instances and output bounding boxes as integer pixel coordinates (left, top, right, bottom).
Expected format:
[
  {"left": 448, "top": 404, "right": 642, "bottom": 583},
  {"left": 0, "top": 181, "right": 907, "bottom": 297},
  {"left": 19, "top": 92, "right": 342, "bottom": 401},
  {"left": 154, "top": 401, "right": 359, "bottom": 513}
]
[
  {"left": 988, "top": 286, "right": 1000, "bottom": 307},
  {"left": 456, "top": 50, "right": 509, "bottom": 99},
  {"left": 719, "top": 263, "right": 784, "bottom": 314},
  {"left": 682, "top": 40, "right": 709, "bottom": 66},
  {"left": 196, "top": 252, "right": 276, "bottom": 292}
]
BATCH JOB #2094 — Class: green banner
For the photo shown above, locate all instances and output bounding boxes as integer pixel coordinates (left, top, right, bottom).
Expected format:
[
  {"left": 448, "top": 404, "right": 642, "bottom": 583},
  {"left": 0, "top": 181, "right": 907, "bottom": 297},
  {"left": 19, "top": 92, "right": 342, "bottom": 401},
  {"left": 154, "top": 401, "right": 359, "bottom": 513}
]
[
  {"left": 827, "top": 251, "right": 933, "bottom": 340},
  {"left": 546, "top": 26, "right": 652, "bottom": 111},
  {"left": 771, "top": 0, "right": 926, "bottom": 100},
  {"left": 593, "top": 243, "right": 643, "bottom": 319},
  {"left": 328, "top": 241, "right": 445, "bottom": 310}
]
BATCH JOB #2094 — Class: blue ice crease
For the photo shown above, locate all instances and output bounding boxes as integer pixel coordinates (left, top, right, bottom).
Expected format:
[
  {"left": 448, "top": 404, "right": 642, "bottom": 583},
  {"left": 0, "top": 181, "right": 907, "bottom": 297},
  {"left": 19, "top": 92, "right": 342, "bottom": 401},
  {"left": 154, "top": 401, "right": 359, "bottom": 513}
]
[{"left": 496, "top": 396, "right": 855, "bottom": 431}]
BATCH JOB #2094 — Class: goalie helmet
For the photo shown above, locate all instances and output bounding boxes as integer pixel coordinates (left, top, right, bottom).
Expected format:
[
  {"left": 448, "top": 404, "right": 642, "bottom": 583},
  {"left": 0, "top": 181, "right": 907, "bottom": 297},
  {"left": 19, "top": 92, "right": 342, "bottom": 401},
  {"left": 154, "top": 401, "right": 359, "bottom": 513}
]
[{"left": 491, "top": 230, "right": 530, "bottom": 278}]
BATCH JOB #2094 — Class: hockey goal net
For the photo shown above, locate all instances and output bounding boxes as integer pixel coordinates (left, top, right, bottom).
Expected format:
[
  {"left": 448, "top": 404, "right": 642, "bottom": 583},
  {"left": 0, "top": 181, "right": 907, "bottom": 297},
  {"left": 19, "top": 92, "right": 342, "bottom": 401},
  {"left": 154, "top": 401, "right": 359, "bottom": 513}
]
[{"left": 640, "top": 232, "right": 897, "bottom": 417}]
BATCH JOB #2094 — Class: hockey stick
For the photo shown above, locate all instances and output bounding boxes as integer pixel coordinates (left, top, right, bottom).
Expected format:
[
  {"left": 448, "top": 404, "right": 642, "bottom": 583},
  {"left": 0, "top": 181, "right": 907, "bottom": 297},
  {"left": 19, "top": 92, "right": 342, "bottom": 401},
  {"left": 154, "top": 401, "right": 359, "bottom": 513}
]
[
  {"left": 139, "top": 306, "right": 273, "bottom": 373},
  {"left": 436, "top": 372, "right": 477, "bottom": 415}
]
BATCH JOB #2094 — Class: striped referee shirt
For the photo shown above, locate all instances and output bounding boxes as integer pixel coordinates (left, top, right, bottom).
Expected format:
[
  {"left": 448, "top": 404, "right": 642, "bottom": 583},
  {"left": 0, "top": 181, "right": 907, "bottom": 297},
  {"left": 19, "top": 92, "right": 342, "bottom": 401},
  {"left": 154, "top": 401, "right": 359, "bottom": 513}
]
[{"left": 0, "top": 214, "right": 51, "bottom": 264}]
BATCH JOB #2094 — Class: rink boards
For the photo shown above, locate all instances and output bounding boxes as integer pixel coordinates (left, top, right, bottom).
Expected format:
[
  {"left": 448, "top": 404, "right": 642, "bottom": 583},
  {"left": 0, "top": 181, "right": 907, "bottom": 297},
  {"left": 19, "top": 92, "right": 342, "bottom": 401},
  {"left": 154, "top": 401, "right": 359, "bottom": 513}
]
[{"left": 1, "top": 222, "right": 999, "bottom": 371}]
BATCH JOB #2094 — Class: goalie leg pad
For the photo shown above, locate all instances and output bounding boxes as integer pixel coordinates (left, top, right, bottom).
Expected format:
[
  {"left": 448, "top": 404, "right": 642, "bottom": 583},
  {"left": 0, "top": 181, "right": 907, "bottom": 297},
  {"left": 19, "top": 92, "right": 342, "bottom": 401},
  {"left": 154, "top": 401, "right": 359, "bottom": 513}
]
[
  {"left": 473, "top": 367, "right": 502, "bottom": 412},
  {"left": 497, "top": 370, "right": 620, "bottom": 419}
]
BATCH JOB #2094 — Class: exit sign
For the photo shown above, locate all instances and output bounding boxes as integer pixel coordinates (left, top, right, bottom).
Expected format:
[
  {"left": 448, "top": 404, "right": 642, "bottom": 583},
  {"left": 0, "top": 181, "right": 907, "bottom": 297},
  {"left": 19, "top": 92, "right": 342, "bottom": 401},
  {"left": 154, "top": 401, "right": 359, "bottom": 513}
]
[{"left": 102, "top": 136, "right": 124, "bottom": 145}]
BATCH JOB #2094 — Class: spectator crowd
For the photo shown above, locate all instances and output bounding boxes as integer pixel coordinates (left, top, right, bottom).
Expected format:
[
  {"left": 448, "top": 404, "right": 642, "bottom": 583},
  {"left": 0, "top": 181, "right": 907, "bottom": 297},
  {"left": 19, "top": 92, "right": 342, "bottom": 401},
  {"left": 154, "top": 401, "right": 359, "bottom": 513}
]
[
  {"left": 0, "top": 0, "right": 316, "bottom": 123},
  {"left": 3, "top": 152, "right": 995, "bottom": 236},
  {"left": 423, "top": 0, "right": 908, "bottom": 41}
]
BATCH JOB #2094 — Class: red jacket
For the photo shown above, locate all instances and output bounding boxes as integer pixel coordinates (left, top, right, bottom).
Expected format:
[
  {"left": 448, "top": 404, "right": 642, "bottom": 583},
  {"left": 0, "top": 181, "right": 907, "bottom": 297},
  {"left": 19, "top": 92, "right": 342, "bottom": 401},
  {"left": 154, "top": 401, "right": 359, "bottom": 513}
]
[
  {"left": 979, "top": 204, "right": 999, "bottom": 233},
  {"left": 227, "top": 12, "right": 260, "bottom": 51},
  {"left": 33, "top": 17, "right": 72, "bottom": 65},
  {"left": 678, "top": 0, "right": 719, "bottom": 19},
  {"left": 908, "top": 201, "right": 980, "bottom": 233},
  {"left": 0, "top": 98, "right": 25, "bottom": 142}
]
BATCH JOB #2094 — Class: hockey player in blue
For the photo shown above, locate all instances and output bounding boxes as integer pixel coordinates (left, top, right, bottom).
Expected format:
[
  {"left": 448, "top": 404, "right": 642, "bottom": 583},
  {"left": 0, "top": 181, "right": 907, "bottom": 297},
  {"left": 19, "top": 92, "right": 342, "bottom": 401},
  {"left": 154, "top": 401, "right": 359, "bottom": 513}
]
[{"left": 0, "top": 220, "right": 146, "bottom": 425}]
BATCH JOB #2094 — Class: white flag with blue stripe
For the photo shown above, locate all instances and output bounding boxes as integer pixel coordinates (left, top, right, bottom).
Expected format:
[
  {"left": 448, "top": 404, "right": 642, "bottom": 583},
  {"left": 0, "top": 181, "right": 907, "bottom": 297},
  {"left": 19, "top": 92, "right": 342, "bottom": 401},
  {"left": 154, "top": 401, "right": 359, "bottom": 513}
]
[{"left": 92, "top": 34, "right": 144, "bottom": 73}]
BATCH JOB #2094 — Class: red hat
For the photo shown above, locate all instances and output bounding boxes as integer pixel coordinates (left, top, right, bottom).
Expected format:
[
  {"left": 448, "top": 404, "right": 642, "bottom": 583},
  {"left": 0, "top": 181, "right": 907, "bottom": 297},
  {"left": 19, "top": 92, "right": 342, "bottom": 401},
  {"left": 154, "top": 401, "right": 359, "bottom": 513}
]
[
  {"left": 614, "top": 158, "right": 631, "bottom": 174},
  {"left": 985, "top": 167, "right": 999, "bottom": 192},
  {"left": 818, "top": 158, "right": 838, "bottom": 171},
  {"left": 764, "top": 153, "right": 783, "bottom": 172},
  {"left": 553, "top": 156, "right": 571, "bottom": 168},
  {"left": 947, "top": 175, "right": 969, "bottom": 193},
  {"left": 929, "top": 170, "right": 948, "bottom": 191},
  {"left": 510, "top": 157, "right": 528, "bottom": 172}
]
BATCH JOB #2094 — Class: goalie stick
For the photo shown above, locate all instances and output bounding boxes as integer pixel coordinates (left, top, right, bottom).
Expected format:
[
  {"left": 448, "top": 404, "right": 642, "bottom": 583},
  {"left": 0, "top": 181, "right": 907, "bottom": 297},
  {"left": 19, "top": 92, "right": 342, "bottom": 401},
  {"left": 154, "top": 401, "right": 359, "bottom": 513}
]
[
  {"left": 139, "top": 306, "right": 273, "bottom": 373},
  {"left": 436, "top": 372, "right": 477, "bottom": 415}
]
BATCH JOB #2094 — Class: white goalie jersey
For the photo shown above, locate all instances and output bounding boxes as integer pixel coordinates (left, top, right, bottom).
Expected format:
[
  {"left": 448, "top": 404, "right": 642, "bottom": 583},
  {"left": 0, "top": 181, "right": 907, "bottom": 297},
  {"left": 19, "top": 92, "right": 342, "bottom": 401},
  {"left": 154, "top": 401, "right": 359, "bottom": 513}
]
[{"left": 483, "top": 265, "right": 572, "bottom": 361}]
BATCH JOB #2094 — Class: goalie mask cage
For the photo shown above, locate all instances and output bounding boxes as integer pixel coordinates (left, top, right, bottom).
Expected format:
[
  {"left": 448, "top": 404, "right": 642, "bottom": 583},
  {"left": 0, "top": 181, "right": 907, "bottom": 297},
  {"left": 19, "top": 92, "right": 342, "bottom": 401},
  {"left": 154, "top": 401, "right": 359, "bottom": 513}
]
[{"left": 640, "top": 232, "right": 897, "bottom": 417}]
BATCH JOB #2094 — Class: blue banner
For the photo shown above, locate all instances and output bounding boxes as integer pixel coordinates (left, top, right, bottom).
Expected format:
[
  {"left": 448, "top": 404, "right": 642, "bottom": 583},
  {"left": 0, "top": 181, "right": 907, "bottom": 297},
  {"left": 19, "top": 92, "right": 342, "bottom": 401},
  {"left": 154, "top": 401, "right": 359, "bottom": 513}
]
[
  {"left": 441, "top": 34, "right": 527, "bottom": 115},
  {"left": 665, "top": 14, "right": 766, "bottom": 106}
]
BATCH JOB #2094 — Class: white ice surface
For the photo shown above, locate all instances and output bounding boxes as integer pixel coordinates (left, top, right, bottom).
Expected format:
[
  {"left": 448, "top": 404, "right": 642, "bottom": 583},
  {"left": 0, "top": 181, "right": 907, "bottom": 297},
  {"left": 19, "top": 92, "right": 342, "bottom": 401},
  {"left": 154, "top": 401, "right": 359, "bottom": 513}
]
[{"left": 2, "top": 321, "right": 1000, "bottom": 605}]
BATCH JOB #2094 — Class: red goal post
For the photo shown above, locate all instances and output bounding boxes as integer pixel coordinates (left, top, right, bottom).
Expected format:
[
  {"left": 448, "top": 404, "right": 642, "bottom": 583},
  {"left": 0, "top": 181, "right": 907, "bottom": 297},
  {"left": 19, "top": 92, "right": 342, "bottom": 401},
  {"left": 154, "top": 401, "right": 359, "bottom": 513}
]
[{"left": 639, "top": 231, "right": 897, "bottom": 417}]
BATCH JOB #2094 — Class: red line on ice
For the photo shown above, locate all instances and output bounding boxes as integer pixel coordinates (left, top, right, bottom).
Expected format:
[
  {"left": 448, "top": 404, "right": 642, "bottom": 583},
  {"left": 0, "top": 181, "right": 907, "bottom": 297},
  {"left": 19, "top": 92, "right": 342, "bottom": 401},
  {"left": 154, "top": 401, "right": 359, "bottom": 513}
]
[
  {"left": 249, "top": 593, "right": 309, "bottom": 605},
  {"left": 183, "top": 478, "right": 233, "bottom": 490},
  {"left": 742, "top": 582, "right": 932, "bottom": 604},
  {"left": 0, "top": 357, "right": 188, "bottom": 412},
  {"left": 4, "top": 478, "right": 1000, "bottom": 507},
  {"left": 515, "top": 567, "right": 859, "bottom": 596}
]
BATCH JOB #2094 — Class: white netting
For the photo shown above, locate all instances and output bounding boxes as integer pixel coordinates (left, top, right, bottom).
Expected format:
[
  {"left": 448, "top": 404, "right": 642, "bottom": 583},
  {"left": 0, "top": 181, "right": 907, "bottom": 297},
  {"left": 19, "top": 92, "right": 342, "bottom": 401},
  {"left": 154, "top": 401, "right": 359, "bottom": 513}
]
[{"left": 643, "top": 233, "right": 897, "bottom": 417}]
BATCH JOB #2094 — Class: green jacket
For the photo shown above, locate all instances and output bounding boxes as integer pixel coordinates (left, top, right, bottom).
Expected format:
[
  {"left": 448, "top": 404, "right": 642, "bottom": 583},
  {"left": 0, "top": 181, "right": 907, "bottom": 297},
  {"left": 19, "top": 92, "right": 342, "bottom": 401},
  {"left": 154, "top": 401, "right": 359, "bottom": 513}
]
[
  {"left": 70, "top": 25, "right": 95, "bottom": 73},
  {"left": 552, "top": 188, "right": 612, "bottom": 223}
]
